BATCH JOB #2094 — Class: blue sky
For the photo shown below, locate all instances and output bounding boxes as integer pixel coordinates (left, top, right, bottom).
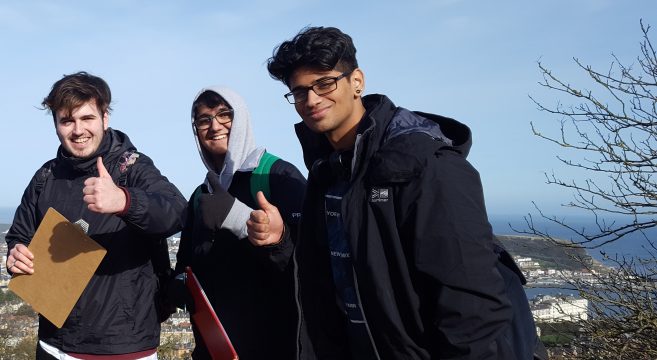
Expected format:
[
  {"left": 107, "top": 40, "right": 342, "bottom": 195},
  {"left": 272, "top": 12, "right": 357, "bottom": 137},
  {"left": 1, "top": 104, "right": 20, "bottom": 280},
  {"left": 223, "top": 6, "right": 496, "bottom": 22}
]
[{"left": 1, "top": 0, "right": 655, "bottom": 221}]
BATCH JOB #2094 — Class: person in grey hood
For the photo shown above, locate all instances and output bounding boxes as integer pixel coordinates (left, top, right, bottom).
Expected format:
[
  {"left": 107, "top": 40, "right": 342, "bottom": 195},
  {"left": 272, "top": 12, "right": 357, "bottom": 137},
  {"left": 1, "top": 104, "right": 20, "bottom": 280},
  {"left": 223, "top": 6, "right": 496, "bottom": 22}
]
[{"left": 173, "top": 86, "right": 306, "bottom": 359}]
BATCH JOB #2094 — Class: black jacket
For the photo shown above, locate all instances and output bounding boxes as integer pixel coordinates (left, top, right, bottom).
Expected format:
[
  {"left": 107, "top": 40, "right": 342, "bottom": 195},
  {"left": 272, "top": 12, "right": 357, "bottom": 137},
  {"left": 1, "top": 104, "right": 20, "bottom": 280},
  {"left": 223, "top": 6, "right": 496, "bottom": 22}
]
[
  {"left": 175, "top": 159, "right": 306, "bottom": 360},
  {"left": 5, "top": 129, "right": 186, "bottom": 354},
  {"left": 294, "top": 94, "right": 542, "bottom": 359}
]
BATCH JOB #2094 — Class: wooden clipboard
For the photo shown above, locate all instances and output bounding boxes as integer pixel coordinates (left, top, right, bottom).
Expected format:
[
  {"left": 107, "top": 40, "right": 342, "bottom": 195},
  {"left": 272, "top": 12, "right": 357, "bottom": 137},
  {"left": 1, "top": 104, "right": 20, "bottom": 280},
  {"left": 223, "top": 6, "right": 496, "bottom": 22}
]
[
  {"left": 185, "top": 266, "right": 239, "bottom": 360},
  {"left": 8, "top": 207, "right": 107, "bottom": 328}
]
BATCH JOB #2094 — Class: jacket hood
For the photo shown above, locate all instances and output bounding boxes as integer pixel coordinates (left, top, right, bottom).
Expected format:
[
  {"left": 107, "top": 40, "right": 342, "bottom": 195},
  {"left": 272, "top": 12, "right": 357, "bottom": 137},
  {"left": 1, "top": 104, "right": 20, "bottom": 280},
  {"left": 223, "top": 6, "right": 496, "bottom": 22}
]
[
  {"left": 410, "top": 111, "right": 472, "bottom": 157},
  {"left": 191, "top": 86, "right": 264, "bottom": 192},
  {"left": 295, "top": 94, "right": 473, "bottom": 171}
]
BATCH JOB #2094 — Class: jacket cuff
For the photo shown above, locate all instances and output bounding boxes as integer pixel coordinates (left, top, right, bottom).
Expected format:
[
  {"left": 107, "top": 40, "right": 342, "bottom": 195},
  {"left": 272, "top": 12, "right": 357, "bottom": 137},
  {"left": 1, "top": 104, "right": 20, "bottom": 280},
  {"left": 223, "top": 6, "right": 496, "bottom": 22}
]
[
  {"left": 222, "top": 198, "right": 253, "bottom": 238},
  {"left": 265, "top": 222, "right": 287, "bottom": 247},
  {"left": 115, "top": 186, "right": 131, "bottom": 217},
  {"left": 251, "top": 222, "right": 294, "bottom": 271}
]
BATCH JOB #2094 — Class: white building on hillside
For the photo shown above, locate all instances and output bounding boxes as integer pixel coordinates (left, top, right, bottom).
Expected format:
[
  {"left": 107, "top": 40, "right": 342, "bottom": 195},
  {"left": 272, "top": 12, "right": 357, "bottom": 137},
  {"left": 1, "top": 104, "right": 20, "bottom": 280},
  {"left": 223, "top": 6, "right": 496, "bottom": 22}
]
[{"left": 530, "top": 295, "right": 588, "bottom": 322}]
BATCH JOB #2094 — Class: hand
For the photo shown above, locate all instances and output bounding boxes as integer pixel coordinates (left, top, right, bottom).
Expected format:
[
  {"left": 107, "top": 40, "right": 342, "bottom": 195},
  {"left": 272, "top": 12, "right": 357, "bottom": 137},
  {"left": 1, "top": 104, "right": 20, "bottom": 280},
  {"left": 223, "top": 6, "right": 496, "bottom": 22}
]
[
  {"left": 199, "top": 172, "right": 235, "bottom": 230},
  {"left": 7, "top": 243, "right": 34, "bottom": 275},
  {"left": 247, "top": 191, "right": 284, "bottom": 246},
  {"left": 83, "top": 157, "right": 127, "bottom": 213}
]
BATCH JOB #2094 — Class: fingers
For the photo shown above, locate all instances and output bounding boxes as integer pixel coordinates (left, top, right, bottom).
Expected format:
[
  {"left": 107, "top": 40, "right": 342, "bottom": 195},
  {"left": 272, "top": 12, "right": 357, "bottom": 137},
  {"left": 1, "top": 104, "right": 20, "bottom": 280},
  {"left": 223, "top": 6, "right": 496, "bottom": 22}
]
[
  {"left": 250, "top": 209, "right": 269, "bottom": 224},
  {"left": 247, "top": 219, "right": 270, "bottom": 241},
  {"left": 82, "top": 178, "right": 98, "bottom": 194},
  {"left": 247, "top": 194, "right": 284, "bottom": 246},
  {"left": 97, "top": 156, "right": 111, "bottom": 178},
  {"left": 12, "top": 244, "right": 34, "bottom": 261},
  {"left": 247, "top": 210, "right": 269, "bottom": 237},
  {"left": 8, "top": 244, "right": 35, "bottom": 274}
]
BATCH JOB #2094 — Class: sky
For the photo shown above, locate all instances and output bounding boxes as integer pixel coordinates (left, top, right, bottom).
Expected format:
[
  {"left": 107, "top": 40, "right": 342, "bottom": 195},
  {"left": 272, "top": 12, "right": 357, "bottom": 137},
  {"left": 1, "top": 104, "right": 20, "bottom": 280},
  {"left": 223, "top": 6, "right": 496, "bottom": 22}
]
[{"left": 1, "top": 0, "right": 655, "bottom": 223}]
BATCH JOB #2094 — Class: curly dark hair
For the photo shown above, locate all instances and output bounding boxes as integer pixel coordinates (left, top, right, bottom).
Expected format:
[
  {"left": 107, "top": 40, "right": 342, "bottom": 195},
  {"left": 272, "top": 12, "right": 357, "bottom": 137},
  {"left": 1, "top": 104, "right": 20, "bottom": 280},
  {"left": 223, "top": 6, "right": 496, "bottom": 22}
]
[
  {"left": 267, "top": 26, "right": 359, "bottom": 86},
  {"left": 42, "top": 71, "right": 112, "bottom": 121}
]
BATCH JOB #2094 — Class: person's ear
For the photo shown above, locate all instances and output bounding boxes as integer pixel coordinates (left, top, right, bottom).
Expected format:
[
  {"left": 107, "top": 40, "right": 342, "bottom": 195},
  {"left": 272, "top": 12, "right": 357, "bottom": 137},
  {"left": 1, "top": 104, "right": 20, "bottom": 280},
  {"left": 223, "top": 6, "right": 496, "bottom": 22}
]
[
  {"left": 351, "top": 68, "right": 365, "bottom": 96},
  {"left": 103, "top": 112, "right": 110, "bottom": 130}
]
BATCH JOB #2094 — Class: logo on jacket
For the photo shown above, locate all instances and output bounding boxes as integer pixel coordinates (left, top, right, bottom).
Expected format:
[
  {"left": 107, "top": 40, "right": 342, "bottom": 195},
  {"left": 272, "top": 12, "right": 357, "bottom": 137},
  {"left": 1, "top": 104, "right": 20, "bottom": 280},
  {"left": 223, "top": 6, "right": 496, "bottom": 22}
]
[
  {"left": 370, "top": 188, "right": 389, "bottom": 203},
  {"left": 119, "top": 151, "right": 140, "bottom": 173}
]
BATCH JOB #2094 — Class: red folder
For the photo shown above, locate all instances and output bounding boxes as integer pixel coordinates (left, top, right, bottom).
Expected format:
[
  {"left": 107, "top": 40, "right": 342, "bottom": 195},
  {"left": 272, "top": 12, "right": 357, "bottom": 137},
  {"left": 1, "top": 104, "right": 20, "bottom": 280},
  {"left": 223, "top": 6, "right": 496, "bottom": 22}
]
[{"left": 185, "top": 267, "right": 239, "bottom": 360}]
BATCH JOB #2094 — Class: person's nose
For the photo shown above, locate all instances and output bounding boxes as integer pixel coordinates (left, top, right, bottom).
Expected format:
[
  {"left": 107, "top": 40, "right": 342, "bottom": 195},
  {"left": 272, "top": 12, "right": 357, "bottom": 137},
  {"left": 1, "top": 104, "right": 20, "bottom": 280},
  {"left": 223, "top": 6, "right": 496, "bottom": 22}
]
[
  {"left": 304, "top": 88, "right": 322, "bottom": 107},
  {"left": 210, "top": 116, "right": 227, "bottom": 130},
  {"left": 72, "top": 120, "right": 84, "bottom": 135}
]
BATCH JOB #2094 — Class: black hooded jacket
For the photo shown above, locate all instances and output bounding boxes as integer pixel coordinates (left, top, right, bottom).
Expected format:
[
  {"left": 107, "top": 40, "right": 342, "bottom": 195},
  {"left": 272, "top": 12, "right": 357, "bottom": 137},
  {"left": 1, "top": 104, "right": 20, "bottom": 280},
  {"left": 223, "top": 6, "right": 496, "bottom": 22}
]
[
  {"left": 5, "top": 128, "right": 186, "bottom": 354},
  {"left": 173, "top": 86, "right": 307, "bottom": 360},
  {"left": 293, "top": 94, "right": 543, "bottom": 359}
]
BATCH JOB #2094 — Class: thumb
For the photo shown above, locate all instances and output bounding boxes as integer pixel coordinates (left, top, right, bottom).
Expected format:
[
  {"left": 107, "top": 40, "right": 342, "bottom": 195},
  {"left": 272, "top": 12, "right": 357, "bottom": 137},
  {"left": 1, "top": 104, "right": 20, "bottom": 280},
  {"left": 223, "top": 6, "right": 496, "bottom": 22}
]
[
  {"left": 256, "top": 191, "right": 275, "bottom": 212},
  {"left": 97, "top": 156, "right": 111, "bottom": 178}
]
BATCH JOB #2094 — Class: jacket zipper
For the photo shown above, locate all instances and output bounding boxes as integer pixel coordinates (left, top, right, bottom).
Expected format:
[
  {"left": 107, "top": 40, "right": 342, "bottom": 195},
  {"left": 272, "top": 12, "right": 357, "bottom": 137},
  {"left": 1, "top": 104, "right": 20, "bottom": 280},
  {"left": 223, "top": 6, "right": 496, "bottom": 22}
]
[
  {"left": 293, "top": 247, "right": 303, "bottom": 360},
  {"left": 344, "top": 129, "right": 382, "bottom": 360},
  {"left": 351, "top": 268, "right": 383, "bottom": 360}
]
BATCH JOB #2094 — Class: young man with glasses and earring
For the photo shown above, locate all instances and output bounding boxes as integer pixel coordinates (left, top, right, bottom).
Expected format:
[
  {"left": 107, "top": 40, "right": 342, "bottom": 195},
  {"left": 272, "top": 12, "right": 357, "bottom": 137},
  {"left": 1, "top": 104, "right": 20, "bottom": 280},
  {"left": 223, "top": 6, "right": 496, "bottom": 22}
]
[
  {"left": 262, "top": 26, "right": 547, "bottom": 359},
  {"left": 171, "top": 86, "right": 306, "bottom": 359}
]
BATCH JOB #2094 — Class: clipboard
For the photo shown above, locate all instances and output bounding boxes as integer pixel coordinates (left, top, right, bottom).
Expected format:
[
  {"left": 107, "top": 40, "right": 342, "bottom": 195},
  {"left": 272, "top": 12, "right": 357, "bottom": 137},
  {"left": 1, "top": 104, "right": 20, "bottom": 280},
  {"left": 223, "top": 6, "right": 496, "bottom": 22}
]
[
  {"left": 8, "top": 207, "right": 107, "bottom": 328},
  {"left": 185, "top": 266, "right": 239, "bottom": 360}
]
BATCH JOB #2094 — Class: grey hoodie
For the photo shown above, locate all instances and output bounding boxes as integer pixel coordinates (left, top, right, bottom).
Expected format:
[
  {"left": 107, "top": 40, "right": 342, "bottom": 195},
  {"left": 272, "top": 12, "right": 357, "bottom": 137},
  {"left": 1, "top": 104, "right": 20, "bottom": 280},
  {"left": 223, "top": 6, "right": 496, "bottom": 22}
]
[{"left": 191, "top": 86, "right": 266, "bottom": 238}]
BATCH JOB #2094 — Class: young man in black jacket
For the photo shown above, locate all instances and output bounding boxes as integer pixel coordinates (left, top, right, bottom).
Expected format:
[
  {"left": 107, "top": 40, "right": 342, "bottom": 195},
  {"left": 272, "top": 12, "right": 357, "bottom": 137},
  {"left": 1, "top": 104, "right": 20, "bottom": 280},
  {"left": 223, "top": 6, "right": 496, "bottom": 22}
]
[
  {"left": 5, "top": 72, "right": 187, "bottom": 359},
  {"left": 261, "top": 26, "right": 547, "bottom": 359},
  {"left": 173, "top": 86, "right": 306, "bottom": 359}
]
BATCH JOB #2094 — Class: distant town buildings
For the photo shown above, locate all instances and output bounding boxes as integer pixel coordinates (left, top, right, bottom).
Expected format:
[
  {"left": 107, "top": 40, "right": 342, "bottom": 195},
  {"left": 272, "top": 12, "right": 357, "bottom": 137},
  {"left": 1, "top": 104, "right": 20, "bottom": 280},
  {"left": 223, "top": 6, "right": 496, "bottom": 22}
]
[
  {"left": 530, "top": 294, "right": 589, "bottom": 322},
  {"left": 513, "top": 254, "right": 594, "bottom": 323},
  {"left": 1, "top": 228, "right": 599, "bottom": 352}
]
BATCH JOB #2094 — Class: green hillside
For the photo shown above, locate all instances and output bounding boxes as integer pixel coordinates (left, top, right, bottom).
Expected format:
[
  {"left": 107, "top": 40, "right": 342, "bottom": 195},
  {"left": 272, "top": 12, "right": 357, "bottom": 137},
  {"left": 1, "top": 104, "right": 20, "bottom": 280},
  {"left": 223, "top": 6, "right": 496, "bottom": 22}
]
[{"left": 496, "top": 234, "right": 593, "bottom": 271}]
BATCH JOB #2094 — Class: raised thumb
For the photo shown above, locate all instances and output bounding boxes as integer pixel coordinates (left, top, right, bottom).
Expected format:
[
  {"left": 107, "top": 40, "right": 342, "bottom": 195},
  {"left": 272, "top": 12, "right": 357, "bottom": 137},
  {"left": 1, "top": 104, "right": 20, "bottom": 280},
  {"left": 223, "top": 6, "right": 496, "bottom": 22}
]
[
  {"left": 256, "top": 191, "right": 274, "bottom": 211},
  {"left": 97, "top": 156, "right": 111, "bottom": 178}
]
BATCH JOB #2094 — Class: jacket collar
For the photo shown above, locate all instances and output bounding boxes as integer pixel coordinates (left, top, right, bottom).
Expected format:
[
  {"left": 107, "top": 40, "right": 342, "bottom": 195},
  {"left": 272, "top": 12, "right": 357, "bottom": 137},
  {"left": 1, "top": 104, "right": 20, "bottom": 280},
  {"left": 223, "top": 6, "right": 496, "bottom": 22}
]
[
  {"left": 295, "top": 94, "right": 396, "bottom": 172},
  {"left": 56, "top": 128, "right": 135, "bottom": 174}
]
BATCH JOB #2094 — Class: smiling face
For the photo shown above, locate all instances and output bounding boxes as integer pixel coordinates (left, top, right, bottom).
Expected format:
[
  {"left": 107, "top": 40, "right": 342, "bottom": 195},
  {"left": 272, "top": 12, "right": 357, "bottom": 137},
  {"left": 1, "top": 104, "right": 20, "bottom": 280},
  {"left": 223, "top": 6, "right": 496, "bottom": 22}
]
[
  {"left": 289, "top": 66, "right": 366, "bottom": 150},
  {"left": 55, "top": 100, "right": 108, "bottom": 159},
  {"left": 195, "top": 103, "right": 233, "bottom": 169}
]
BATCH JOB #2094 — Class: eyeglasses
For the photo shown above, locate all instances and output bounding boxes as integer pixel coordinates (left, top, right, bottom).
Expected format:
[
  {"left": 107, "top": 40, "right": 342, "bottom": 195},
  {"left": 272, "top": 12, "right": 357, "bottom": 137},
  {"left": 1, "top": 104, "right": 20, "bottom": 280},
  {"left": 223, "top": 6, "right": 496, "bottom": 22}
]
[
  {"left": 194, "top": 109, "right": 234, "bottom": 130},
  {"left": 284, "top": 70, "right": 353, "bottom": 104}
]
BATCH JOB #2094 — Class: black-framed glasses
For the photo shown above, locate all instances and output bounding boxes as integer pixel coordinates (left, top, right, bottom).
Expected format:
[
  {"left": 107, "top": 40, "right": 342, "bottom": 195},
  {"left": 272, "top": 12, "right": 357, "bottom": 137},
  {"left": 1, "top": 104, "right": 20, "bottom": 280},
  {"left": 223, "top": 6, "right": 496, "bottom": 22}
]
[
  {"left": 284, "top": 70, "right": 353, "bottom": 104},
  {"left": 194, "top": 109, "right": 234, "bottom": 130}
]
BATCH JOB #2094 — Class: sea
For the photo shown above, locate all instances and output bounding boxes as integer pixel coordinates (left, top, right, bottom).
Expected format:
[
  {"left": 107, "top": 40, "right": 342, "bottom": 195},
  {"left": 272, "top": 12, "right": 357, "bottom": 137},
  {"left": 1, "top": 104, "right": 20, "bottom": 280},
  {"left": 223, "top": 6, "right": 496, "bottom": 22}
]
[
  {"left": 0, "top": 207, "right": 15, "bottom": 226},
  {"left": 489, "top": 214, "right": 656, "bottom": 299}
]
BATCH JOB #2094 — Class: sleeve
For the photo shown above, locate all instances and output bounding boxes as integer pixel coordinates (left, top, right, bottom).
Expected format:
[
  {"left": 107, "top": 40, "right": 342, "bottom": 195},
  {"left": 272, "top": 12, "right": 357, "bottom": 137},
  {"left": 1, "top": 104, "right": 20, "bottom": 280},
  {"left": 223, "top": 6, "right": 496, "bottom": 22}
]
[
  {"left": 252, "top": 159, "right": 307, "bottom": 270},
  {"left": 5, "top": 169, "right": 44, "bottom": 254},
  {"left": 174, "top": 191, "right": 197, "bottom": 275},
  {"left": 410, "top": 150, "right": 513, "bottom": 359},
  {"left": 219, "top": 197, "right": 251, "bottom": 238},
  {"left": 119, "top": 153, "right": 187, "bottom": 237}
]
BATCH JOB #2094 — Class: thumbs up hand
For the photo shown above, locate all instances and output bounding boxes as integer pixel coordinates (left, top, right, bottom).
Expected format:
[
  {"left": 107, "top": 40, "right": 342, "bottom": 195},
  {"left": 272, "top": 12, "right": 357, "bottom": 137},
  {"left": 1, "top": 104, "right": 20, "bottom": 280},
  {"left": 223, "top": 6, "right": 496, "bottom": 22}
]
[
  {"left": 247, "top": 191, "right": 284, "bottom": 246},
  {"left": 83, "top": 156, "right": 127, "bottom": 214}
]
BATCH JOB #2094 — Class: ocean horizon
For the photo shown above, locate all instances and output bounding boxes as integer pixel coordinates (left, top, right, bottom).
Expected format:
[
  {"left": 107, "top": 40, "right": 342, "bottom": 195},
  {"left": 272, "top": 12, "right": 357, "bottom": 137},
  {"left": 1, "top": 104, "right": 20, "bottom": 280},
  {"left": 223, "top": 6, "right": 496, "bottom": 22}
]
[
  {"left": 488, "top": 214, "right": 654, "bottom": 263},
  {"left": 0, "top": 207, "right": 15, "bottom": 224}
]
